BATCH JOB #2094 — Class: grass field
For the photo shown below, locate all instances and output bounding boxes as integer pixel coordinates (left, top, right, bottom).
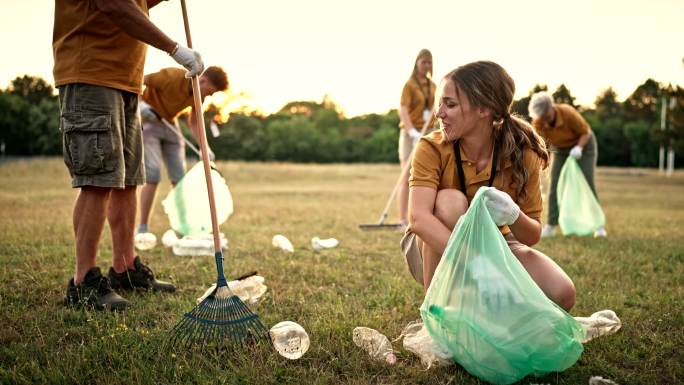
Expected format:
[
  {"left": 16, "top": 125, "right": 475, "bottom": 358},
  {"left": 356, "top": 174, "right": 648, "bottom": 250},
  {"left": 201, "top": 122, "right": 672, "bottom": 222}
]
[{"left": 1, "top": 157, "right": 682, "bottom": 385}]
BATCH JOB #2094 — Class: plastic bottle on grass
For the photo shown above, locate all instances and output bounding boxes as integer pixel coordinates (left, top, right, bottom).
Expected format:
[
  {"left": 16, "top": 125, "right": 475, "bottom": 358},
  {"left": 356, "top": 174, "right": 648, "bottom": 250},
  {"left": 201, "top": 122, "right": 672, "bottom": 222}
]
[
  {"left": 270, "top": 321, "right": 310, "bottom": 360},
  {"left": 352, "top": 327, "right": 397, "bottom": 364}
]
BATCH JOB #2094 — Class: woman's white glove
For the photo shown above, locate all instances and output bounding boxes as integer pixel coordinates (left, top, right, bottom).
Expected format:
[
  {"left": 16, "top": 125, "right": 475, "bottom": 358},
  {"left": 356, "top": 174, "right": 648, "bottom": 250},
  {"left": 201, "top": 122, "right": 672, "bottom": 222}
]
[
  {"left": 408, "top": 127, "right": 422, "bottom": 146},
  {"left": 569, "top": 145, "right": 583, "bottom": 159},
  {"left": 170, "top": 44, "right": 205, "bottom": 78},
  {"left": 483, "top": 188, "right": 520, "bottom": 226}
]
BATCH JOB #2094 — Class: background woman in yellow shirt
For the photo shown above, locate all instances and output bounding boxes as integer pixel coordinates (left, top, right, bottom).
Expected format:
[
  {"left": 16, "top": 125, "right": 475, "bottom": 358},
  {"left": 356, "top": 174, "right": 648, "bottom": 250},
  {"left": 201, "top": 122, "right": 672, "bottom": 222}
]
[{"left": 397, "top": 49, "right": 436, "bottom": 229}]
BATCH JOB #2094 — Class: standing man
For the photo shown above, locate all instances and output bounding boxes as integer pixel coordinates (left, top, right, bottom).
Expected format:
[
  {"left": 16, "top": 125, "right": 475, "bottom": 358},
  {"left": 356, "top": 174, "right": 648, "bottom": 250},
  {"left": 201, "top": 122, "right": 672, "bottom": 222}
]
[
  {"left": 529, "top": 92, "right": 607, "bottom": 238},
  {"left": 136, "top": 66, "right": 228, "bottom": 239},
  {"left": 54, "top": 0, "right": 204, "bottom": 310}
]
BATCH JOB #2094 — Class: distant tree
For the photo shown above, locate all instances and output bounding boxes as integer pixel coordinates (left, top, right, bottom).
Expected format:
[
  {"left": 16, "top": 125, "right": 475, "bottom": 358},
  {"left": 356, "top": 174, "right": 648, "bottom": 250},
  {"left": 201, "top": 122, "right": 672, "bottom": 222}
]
[
  {"left": 623, "top": 78, "right": 661, "bottom": 123},
  {"left": 7, "top": 75, "right": 56, "bottom": 105},
  {"left": 594, "top": 88, "right": 622, "bottom": 121},
  {"left": 552, "top": 84, "right": 577, "bottom": 109},
  {"left": 511, "top": 84, "right": 548, "bottom": 120}
]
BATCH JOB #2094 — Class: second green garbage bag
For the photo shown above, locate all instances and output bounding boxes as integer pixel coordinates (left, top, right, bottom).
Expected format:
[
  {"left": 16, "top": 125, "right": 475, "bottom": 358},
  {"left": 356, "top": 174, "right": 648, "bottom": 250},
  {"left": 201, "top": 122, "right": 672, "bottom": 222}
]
[
  {"left": 161, "top": 162, "right": 234, "bottom": 236},
  {"left": 557, "top": 157, "right": 605, "bottom": 236},
  {"left": 421, "top": 187, "right": 585, "bottom": 384}
]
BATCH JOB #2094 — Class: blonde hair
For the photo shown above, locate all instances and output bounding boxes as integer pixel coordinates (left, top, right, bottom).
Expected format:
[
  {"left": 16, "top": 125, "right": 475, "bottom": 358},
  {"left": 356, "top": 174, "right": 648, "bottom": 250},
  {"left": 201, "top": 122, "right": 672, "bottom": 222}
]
[
  {"left": 410, "top": 49, "right": 433, "bottom": 80},
  {"left": 446, "top": 61, "right": 548, "bottom": 201},
  {"left": 528, "top": 91, "right": 554, "bottom": 120}
]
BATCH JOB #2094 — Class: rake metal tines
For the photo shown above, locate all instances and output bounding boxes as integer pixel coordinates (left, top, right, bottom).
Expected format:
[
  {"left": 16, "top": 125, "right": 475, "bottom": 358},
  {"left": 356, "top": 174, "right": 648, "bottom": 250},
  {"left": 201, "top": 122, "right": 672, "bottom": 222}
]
[{"left": 169, "top": 285, "right": 269, "bottom": 348}]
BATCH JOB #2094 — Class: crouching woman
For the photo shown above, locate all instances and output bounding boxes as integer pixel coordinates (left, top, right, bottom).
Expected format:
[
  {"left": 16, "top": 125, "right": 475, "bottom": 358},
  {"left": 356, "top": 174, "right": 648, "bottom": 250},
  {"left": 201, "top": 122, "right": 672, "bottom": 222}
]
[{"left": 401, "top": 61, "right": 575, "bottom": 311}]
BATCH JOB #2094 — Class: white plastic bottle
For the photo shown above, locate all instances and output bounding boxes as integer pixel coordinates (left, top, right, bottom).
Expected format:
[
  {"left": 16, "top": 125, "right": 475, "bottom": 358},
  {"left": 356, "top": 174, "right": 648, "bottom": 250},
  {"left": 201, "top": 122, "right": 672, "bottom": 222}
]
[
  {"left": 270, "top": 321, "right": 310, "bottom": 360},
  {"left": 352, "top": 327, "right": 397, "bottom": 364}
]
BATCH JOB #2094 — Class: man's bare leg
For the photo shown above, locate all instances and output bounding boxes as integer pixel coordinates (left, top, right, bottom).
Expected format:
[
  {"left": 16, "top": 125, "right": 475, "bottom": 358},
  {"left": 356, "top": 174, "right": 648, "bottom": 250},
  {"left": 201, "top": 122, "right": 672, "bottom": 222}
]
[
  {"left": 109, "top": 186, "right": 138, "bottom": 273},
  {"left": 73, "top": 187, "right": 111, "bottom": 284}
]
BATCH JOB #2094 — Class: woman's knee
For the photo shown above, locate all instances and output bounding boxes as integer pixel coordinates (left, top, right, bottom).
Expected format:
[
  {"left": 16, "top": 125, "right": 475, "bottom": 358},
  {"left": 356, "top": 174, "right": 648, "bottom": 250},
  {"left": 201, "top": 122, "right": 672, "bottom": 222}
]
[
  {"left": 434, "top": 189, "right": 468, "bottom": 229},
  {"left": 555, "top": 279, "right": 576, "bottom": 311},
  {"left": 513, "top": 247, "right": 576, "bottom": 311}
]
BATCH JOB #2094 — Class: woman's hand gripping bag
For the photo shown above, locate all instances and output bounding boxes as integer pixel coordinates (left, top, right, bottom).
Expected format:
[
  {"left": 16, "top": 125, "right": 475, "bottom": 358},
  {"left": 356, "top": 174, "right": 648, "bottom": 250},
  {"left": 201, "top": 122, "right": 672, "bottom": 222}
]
[
  {"left": 420, "top": 187, "right": 585, "bottom": 384},
  {"left": 557, "top": 157, "right": 605, "bottom": 236}
]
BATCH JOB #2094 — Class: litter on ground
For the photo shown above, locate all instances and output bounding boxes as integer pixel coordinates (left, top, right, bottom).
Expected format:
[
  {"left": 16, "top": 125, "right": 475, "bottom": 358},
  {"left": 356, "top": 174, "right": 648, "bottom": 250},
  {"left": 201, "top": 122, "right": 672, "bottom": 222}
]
[
  {"left": 162, "top": 229, "right": 228, "bottom": 256},
  {"left": 270, "top": 321, "right": 310, "bottom": 360},
  {"left": 196, "top": 274, "right": 268, "bottom": 305},
  {"left": 311, "top": 237, "right": 339, "bottom": 251},
  {"left": 574, "top": 310, "right": 622, "bottom": 343},
  {"left": 352, "top": 327, "right": 397, "bottom": 364},
  {"left": 272, "top": 234, "right": 294, "bottom": 253}
]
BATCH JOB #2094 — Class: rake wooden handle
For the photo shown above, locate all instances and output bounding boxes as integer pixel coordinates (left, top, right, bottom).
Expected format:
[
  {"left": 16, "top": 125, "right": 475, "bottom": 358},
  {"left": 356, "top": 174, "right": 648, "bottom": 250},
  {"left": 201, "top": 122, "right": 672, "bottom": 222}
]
[{"left": 180, "top": 0, "right": 221, "bottom": 253}]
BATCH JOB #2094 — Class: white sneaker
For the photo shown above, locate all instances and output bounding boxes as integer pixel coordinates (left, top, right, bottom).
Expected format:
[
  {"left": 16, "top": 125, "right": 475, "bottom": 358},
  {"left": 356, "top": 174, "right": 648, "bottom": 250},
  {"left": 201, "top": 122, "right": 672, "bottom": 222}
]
[
  {"left": 594, "top": 227, "right": 608, "bottom": 238},
  {"left": 541, "top": 224, "right": 557, "bottom": 238}
]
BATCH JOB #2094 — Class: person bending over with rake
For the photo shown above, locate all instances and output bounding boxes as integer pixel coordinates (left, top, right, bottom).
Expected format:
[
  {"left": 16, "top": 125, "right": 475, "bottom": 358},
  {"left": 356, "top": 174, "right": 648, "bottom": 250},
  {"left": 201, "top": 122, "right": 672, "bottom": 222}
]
[
  {"left": 400, "top": 61, "right": 576, "bottom": 311},
  {"left": 528, "top": 91, "right": 606, "bottom": 238},
  {"left": 137, "top": 66, "right": 228, "bottom": 238},
  {"left": 55, "top": 0, "right": 204, "bottom": 310}
]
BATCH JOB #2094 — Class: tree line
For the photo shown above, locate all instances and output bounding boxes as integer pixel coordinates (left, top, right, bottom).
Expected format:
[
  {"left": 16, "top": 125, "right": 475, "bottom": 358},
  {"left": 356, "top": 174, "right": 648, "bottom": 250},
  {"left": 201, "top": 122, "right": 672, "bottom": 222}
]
[{"left": 1, "top": 74, "right": 682, "bottom": 167}]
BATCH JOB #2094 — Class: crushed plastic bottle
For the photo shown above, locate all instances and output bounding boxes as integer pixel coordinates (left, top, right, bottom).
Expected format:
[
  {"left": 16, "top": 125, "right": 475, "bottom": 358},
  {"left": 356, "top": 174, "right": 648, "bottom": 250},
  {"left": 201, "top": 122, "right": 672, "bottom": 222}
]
[
  {"left": 311, "top": 237, "right": 339, "bottom": 251},
  {"left": 272, "top": 234, "right": 294, "bottom": 253},
  {"left": 574, "top": 309, "right": 622, "bottom": 343},
  {"left": 196, "top": 275, "right": 268, "bottom": 305},
  {"left": 161, "top": 229, "right": 227, "bottom": 256},
  {"left": 269, "top": 321, "right": 310, "bottom": 360},
  {"left": 589, "top": 376, "right": 619, "bottom": 385},
  {"left": 134, "top": 232, "right": 157, "bottom": 251},
  {"left": 352, "top": 327, "right": 397, "bottom": 364}
]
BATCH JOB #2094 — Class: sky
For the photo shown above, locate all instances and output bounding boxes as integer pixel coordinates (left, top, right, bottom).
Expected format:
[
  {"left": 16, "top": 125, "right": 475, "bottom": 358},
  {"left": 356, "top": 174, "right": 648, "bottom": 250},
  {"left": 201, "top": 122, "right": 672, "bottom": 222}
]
[{"left": 2, "top": 0, "right": 683, "bottom": 117}]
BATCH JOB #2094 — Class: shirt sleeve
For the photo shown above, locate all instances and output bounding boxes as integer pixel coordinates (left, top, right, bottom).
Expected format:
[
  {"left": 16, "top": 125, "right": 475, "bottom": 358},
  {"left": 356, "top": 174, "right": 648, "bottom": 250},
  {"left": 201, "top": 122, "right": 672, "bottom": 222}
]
[
  {"left": 518, "top": 151, "right": 543, "bottom": 221},
  {"left": 409, "top": 138, "right": 441, "bottom": 189},
  {"left": 400, "top": 82, "right": 413, "bottom": 107}
]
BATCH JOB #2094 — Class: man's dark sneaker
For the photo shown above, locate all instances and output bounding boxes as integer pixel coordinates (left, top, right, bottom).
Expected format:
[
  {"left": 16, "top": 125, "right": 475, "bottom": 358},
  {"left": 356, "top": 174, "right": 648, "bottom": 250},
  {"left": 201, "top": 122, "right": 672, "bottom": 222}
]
[
  {"left": 65, "top": 267, "right": 130, "bottom": 311},
  {"left": 108, "top": 256, "right": 176, "bottom": 293}
]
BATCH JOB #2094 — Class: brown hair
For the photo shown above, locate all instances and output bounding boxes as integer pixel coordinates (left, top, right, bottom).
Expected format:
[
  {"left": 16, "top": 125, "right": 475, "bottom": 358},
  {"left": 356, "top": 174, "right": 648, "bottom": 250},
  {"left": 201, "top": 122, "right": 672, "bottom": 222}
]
[
  {"left": 410, "top": 49, "right": 433, "bottom": 80},
  {"left": 202, "top": 66, "right": 229, "bottom": 91},
  {"left": 446, "top": 61, "right": 548, "bottom": 201}
]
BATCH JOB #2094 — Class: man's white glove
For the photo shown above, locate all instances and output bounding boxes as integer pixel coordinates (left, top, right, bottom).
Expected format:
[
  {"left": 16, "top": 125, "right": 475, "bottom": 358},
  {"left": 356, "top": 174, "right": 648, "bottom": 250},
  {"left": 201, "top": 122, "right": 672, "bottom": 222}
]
[
  {"left": 170, "top": 44, "right": 204, "bottom": 78},
  {"left": 408, "top": 127, "right": 422, "bottom": 146},
  {"left": 138, "top": 101, "right": 158, "bottom": 123},
  {"left": 483, "top": 188, "right": 520, "bottom": 226},
  {"left": 569, "top": 145, "right": 583, "bottom": 159}
]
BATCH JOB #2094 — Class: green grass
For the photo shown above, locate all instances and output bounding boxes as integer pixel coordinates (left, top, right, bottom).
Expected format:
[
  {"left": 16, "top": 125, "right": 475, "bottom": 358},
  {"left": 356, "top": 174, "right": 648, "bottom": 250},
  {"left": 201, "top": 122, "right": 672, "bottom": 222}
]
[{"left": 0, "top": 158, "right": 682, "bottom": 385}]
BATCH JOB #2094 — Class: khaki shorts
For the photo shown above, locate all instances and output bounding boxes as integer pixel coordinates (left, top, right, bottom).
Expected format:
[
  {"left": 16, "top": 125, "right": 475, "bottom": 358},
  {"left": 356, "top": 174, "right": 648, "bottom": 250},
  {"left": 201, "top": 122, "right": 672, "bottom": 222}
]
[
  {"left": 400, "top": 229, "right": 527, "bottom": 286},
  {"left": 142, "top": 118, "right": 186, "bottom": 184},
  {"left": 58, "top": 83, "right": 144, "bottom": 188}
]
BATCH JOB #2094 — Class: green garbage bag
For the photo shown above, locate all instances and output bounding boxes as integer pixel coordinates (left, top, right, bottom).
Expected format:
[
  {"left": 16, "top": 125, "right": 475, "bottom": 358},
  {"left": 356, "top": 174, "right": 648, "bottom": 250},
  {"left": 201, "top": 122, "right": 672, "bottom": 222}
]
[
  {"left": 161, "top": 162, "right": 233, "bottom": 236},
  {"left": 421, "top": 187, "right": 585, "bottom": 384},
  {"left": 557, "top": 157, "right": 605, "bottom": 236}
]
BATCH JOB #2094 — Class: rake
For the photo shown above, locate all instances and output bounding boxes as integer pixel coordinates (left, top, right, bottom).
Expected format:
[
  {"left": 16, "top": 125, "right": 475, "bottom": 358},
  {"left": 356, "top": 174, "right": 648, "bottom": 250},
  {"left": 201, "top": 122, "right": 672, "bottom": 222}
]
[
  {"left": 359, "top": 118, "right": 434, "bottom": 230},
  {"left": 169, "top": 0, "right": 268, "bottom": 348}
]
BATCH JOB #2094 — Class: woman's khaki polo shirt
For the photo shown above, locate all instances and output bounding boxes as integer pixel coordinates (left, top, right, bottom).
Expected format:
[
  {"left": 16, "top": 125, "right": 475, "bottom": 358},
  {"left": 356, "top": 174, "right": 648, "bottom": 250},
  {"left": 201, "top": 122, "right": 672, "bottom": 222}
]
[{"left": 409, "top": 130, "right": 544, "bottom": 234}]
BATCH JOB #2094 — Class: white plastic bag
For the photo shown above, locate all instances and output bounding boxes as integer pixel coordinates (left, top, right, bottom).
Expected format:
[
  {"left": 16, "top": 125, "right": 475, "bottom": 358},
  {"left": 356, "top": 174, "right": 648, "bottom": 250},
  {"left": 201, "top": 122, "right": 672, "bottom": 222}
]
[
  {"left": 196, "top": 275, "right": 268, "bottom": 305},
  {"left": 574, "top": 310, "right": 622, "bottom": 343},
  {"left": 272, "top": 234, "right": 294, "bottom": 253},
  {"left": 161, "top": 229, "right": 227, "bottom": 256},
  {"left": 397, "top": 320, "right": 452, "bottom": 369}
]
